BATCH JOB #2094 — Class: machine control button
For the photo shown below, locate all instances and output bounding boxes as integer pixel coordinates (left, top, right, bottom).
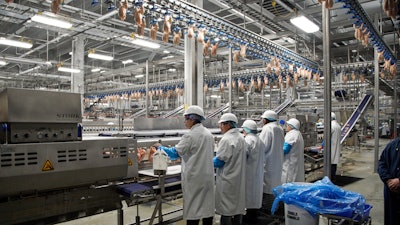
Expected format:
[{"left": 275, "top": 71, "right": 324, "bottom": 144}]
[
  {"left": 14, "top": 134, "right": 19, "bottom": 138},
  {"left": 45, "top": 133, "right": 49, "bottom": 138},
  {"left": 53, "top": 133, "right": 58, "bottom": 137},
  {"left": 24, "top": 133, "right": 29, "bottom": 138},
  {"left": 67, "top": 133, "right": 72, "bottom": 137}
]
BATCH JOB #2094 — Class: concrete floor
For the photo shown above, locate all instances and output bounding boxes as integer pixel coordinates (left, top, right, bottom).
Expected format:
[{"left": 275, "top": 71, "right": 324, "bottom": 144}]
[{"left": 57, "top": 138, "right": 389, "bottom": 225}]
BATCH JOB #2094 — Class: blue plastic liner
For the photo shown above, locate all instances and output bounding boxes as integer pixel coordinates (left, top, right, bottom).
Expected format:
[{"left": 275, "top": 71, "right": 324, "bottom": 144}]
[{"left": 271, "top": 176, "right": 367, "bottom": 219}]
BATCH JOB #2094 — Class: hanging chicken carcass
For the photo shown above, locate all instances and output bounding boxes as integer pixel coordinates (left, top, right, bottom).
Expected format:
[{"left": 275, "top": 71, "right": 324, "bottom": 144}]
[
  {"left": 51, "top": 0, "right": 63, "bottom": 14},
  {"left": 118, "top": 1, "right": 128, "bottom": 21},
  {"left": 203, "top": 40, "right": 211, "bottom": 56},
  {"left": 233, "top": 51, "right": 240, "bottom": 63},
  {"left": 150, "top": 19, "right": 159, "bottom": 41},
  {"left": 173, "top": 27, "right": 182, "bottom": 45},
  {"left": 240, "top": 44, "right": 247, "bottom": 58},
  {"left": 211, "top": 42, "right": 219, "bottom": 57},
  {"left": 163, "top": 13, "right": 173, "bottom": 43}
]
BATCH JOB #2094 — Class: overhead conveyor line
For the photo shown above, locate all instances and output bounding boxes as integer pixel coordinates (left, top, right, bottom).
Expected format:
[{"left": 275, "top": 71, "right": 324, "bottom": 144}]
[
  {"left": 338, "top": 0, "right": 396, "bottom": 62},
  {"left": 85, "top": 0, "right": 320, "bottom": 98},
  {"left": 340, "top": 94, "right": 373, "bottom": 144}
]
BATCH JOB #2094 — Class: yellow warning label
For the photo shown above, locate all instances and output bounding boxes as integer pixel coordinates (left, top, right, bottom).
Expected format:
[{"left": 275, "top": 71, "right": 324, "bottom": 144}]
[
  {"left": 42, "top": 160, "right": 54, "bottom": 171},
  {"left": 128, "top": 158, "right": 133, "bottom": 166}
]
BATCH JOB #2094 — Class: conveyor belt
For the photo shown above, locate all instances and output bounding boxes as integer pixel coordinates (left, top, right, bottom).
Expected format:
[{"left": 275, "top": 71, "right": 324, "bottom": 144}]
[
  {"left": 340, "top": 94, "right": 373, "bottom": 144},
  {"left": 117, "top": 176, "right": 181, "bottom": 198},
  {"left": 162, "top": 105, "right": 185, "bottom": 118},
  {"left": 274, "top": 98, "right": 293, "bottom": 114}
]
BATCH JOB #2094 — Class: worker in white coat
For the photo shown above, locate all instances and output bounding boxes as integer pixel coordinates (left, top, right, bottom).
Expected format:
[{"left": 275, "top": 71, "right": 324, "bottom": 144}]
[
  {"left": 156, "top": 105, "right": 215, "bottom": 225},
  {"left": 258, "top": 110, "right": 284, "bottom": 216},
  {"left": 214, "top": 113, "right": 247, "bottom": 225},
  {"left": 331, "top": 112, "right": 342, "bottom": 182},
  {"left": 241, "top": 120, "right": 265, "bottom": 225},
  {"left": 281, "top": 118, "right": 305, "bottom": 183}
]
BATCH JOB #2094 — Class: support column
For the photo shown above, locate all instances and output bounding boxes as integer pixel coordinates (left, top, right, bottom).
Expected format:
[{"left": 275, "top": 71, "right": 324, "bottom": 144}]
[
  {"left": 145, "top": 60, "right": 149, "bottom": 117},
  {"left": 322, "top": 4, "right": 332, "bottom": 179},
  {"left": 184, "top": 33, "right": 196, "bottom": 107},
  {"left": 71, "top": 36, "right": 85, "bottom": 116},
  {"left": 228, "top": 49, "right": 232, "bottom": 113},
  {"left": 71, "top": 36, "right": 84, "bottom": 94},
  {"left": 373, "top": 14, "right": 380, "bottom": 172},
  {"left": 184, "top": 0, "right": 203, "bottom": 109}
]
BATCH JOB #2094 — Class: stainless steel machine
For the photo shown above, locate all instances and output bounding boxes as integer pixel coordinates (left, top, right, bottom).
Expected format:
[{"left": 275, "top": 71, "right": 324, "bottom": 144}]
[{"left": 0, "top": 88, "right": 137, "bottom": 225}]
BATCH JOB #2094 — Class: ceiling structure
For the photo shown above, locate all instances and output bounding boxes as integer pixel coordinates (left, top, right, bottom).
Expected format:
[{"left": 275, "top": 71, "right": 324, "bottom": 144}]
[{"left": 0, "top": 0, "right": 398, "bottom": 94}]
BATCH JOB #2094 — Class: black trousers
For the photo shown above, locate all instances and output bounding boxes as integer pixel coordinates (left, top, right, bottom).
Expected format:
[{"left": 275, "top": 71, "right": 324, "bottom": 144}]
[
  {"left": 331, "top": 164, "right": 337, "bottom": 182},
  {"left": 186, "top": 216, "right": 213, "bottom": 225},
  {"left": 220, "top": 215, "right": 242, "bottom": 225},
  {"left": 243, "top": 208, "right": 258, "bottom": 224}
]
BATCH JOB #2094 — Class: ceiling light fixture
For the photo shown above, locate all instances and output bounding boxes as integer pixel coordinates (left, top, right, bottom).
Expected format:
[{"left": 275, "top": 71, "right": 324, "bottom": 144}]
[
  {"left": 91, "top": 68, "right": 101, "bottom": 72},
  {"left": 58, "top": 67, "right": 81, "bottom": 73},
  {"left": 135, "top": 74, "right": 144, "bottom": 78},
  {"left": 0, "top": 60, "right": 7, "bottom": 66},
  {"left": 132, "top": 39, "right": 160, "bottom": 49},
  {"left": 31, "top": 14, "right": 73, "bottom": 29},
  {"left": 0, "top": 37, "right": 33, "bottom": 49},
  {"left": 290, "top": 16, "right": 319, "bottom": 33},
  {"left": 122, "top": 59, "right": 133, "bottom": 64},
  {"left": 88, "top": 52, "right": 114, "bottom": 61}
]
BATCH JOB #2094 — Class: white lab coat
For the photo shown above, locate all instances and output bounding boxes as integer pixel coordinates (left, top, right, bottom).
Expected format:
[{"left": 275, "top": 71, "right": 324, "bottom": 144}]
[
  {"left": 281, "top": 129, "right": 305, "bottom": 183},
  {"left": 244, "top": 133, "right": 265, "bottom": 209},
  {"left": 215, "top": 128, "right": 247, "bottom": 216},
  {"left": 175, "top": 123, "right": 215, "bottom": 220},
  {"left": 259, "top": 121, "right": 285, "bottom": 194},
  {"left": 331, "top": 120, "right": 342, "bottom": 164}
]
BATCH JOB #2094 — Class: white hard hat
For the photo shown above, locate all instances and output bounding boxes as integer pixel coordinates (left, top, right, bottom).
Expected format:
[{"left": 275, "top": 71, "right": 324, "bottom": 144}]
[
  {"left": 242, "top": 119, "right": 258, "bottom": 131},
  {"left": 331, "top": 112, "right": 336, "bottom": 120},
  {"left": 218, "top": 113, "right": 238, "bottom": 124},
  {"left": 286, "top": 118, "right": 300, "bottom": 130},
  {"left": 184, "top": 105, "right": 205, "bottom": 118},
  {"left": 262, "top": 110, "right": 278, "bottom": 121}
]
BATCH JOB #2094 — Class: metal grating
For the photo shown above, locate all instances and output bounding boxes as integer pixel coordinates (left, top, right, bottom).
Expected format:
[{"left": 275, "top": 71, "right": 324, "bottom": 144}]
[
  {"left": 0, "top": 152, "right": 38, "bottom": 167},
  {"left": 57, "top": 149, "right": 88, "bottom": 162},
  {"left": 103, "top": 147, "right": 128, "bottom": 159}
]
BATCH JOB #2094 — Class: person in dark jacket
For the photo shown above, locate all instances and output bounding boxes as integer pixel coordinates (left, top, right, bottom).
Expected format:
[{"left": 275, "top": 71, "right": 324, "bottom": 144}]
[{"left": 377, "top": 138, "right": 400, "bottom": 225}]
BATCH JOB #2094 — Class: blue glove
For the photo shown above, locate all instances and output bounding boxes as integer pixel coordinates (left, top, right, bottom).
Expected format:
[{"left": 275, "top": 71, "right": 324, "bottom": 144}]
[
  {"left": 283, "top": 142, "right": 292, "bottom": 155},
  {"left": 158, "top": 146, "right": 180, "bottom": 160},
  {"left": 213, "top": 156, "right": 225, "bottom": 168}
]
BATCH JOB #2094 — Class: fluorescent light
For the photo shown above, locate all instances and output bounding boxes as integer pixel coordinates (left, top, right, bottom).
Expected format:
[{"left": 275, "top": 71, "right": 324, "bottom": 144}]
[
  {"left": 135, "top": 74, "right": 144, "bottom": 78},
  {"left": 122, "top": 59, "right": 133, "bottom": 64},
  {"left": 31, "top": 14, "right": 72, "bottom": 29},
  {"left": 290, "top": 16, "right": 319, "bottom": 33},
  {"left": 162, "top": 55, "right": 174, "bottom": 60},
  {"left": 0, "top": 37, "right": 33, "bottom": 49},
  {"left": 58, "top": 67, "right": 81, "bottom": 73},
  {"left": 91, "top": 68, "right": 101, "bottom": 72},
  {"left": 132, "top": 39, "right": 160, "bottom": 49},
  {"left": 163, "top": 50, "right": 170, "bottom": 54},
  {"left": 0, "top": 60, "right": 7, "bottom": 66},
  {"left": 88, "top": 53, "right": 114, "bottom": 61},
  {"left": 210, "top": 95, "right": 221, "bottom": 99}
]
